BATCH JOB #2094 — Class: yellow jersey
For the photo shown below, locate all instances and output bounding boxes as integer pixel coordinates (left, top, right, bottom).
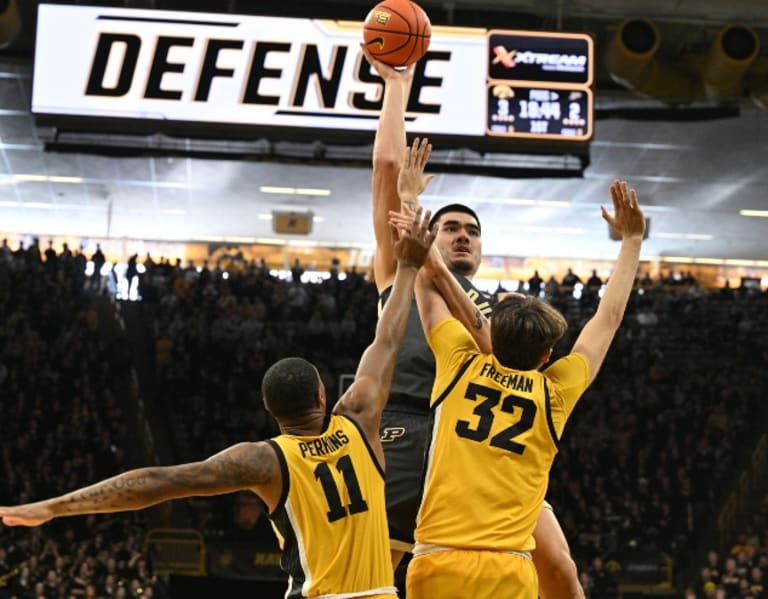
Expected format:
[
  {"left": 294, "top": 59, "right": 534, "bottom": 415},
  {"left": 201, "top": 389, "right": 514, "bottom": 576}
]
[
  {"left": 415, "top": 318, "right": 590, "bottom": 553},
  {"left": 268, "top": 414, "right": 396, "bottom": 598}
]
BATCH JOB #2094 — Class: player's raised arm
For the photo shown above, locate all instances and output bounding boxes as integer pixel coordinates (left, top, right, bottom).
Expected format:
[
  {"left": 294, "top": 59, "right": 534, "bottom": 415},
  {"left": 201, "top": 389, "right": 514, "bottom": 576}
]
[
  {"left": 0, "top": 442, "right": 281, "bottom": 527},
  {"left": 334, "top": 209, "right": 434, "bottom": 454},
  {"left": 571, "top": 180, "right": 645, "bottom": 382},
  {"left": 363, "top": 43, "right": 416, "bottom": 292}
]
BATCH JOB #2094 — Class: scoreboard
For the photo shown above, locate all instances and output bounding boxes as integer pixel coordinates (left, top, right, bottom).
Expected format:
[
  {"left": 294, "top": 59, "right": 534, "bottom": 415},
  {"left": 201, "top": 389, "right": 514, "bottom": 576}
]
[
  {"left": 485, "top": 30, "right": 593, "bottom": 141},
  {"left": 32, "top": 4, "right": 594, "bottom": 152}
]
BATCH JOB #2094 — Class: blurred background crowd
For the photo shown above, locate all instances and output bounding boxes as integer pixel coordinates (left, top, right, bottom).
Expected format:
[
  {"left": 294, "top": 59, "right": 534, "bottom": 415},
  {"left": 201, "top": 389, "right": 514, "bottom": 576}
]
[{"left": 0, "top": 241, "right": 765, "bottom": 598}]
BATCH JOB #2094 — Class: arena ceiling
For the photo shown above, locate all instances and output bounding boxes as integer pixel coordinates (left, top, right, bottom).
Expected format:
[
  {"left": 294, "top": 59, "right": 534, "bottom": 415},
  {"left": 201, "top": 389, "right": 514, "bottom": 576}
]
[{"left": 1, "top": 0, "right": 767, "bottom": 264}]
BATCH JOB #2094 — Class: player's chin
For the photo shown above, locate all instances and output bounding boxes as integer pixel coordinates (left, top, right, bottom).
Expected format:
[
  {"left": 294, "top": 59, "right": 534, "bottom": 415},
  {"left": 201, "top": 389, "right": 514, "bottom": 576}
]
[{"left": 449, "top": 256, "right": 478, "bottom": 275}]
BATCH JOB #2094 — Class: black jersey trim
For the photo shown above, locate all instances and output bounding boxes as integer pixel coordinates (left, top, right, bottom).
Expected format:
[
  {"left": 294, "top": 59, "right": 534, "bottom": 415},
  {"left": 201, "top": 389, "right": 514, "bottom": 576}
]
[
  {"left": 431, "top": 354, "right": 479, "bottom": 410},
  {"left": 543, "top": 379, "right": 560, "bottom": 450},
  {"left": 265, "top": 439, "right": 290, "bottom": 517},
  {"left": 339, "top": 414, "right": 385, "bottom": 480}
]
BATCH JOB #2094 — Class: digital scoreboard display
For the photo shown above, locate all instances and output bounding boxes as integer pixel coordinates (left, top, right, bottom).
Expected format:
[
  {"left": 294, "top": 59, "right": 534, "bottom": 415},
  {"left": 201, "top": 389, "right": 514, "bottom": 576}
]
[
  {"left": 486, "top": 30, "right": 594, "bottom": 141},
  {"left": 487, "top": 85, "right": 592, "bottom": 140},
  {"left": 32, "top": 6, "right": 595, "bottom": 155}
]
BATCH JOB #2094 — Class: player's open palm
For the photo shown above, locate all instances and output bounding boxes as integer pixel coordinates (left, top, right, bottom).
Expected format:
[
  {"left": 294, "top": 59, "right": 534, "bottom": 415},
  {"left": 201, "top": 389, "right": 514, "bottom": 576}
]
[
  {"left": 393, "top": 207, "right": 434, "bottom": 269},
  {"left": 602, "top": 179, "right": 645, "bottom": 240},
  {"left": 398, "top": 137, "right": 435, "bottom": 200}
]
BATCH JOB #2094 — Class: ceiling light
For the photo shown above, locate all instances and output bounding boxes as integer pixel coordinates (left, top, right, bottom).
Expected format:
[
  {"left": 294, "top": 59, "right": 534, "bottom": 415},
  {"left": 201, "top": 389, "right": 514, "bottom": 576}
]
[
  {"left": 48, "top": 176, "right": 84, "bottom": 184},
  {"left": 259, "top": 186, "right": 331, "bottom": 196},
  {"left": 654, "top": 232, "right": 714, "bottom": 240},
  {"left": 740, "top": 209, "right": 768, "bottom": 217},
  {"left": 13, "top": 174, "right": 84, "bottom": 184},
  {"left": 296, "top": 188, "right": 331, "bottom": 196},
  {"left": 257, "top": 214, "right": 272, "bottom": 220},
  {"left": 0, "top": 200, "right": 19, "bottom": 207},
  {"left": 15, "top": 174, "right": 47, "bottom": 182}
]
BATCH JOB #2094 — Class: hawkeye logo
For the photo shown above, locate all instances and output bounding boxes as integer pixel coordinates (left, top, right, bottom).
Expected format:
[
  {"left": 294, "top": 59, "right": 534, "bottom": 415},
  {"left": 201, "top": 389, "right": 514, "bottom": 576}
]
[{"left": 492, "top": 46, "right": 587, "bottom": 73}]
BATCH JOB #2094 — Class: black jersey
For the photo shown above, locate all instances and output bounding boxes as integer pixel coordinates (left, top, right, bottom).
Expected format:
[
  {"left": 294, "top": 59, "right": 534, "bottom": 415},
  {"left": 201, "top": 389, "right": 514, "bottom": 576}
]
[{"left": 378, "top": 273, "right": 494, "bottom": 410}]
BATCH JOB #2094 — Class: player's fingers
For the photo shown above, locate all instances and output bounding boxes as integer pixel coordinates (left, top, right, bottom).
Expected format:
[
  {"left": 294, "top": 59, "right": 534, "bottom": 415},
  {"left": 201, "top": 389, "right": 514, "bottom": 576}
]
[
  {"left": 601, "top": 205, "right": 615, "bottom": 228},
  {"left": 609, "top": 180, "right": 622, "bottom": 212}
]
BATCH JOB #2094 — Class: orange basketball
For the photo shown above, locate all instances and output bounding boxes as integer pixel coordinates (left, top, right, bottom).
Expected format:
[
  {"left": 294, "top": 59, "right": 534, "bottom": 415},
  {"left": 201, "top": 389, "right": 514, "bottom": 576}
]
[{"left": 363, "top": 0, "right": 431, "bottom": 67}]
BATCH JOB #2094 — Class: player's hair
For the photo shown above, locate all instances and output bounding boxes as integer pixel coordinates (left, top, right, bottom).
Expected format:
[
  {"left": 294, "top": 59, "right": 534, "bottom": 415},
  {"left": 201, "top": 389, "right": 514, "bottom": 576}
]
[
  {"left": 490, "top": 294, "right": 568, "bottom": 370},
  {"left": 428, "top": 203, "right": 481, "bottom": 233},
  {"left": 262, "top": 357, "right": 319, "bottom": 419}
]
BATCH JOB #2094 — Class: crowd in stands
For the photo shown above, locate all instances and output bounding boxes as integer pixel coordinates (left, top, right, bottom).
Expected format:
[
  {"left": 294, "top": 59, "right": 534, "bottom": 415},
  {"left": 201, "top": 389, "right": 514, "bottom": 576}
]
[
  {"left": 688, "top": 502, "right": 768, "bottom": 598},
  {"left": 1, "top": 237, "right": 767, "bottom": 598},
  {"left": 134, "top": 252, "right": 767, "bottom": 595},
  {"left": 0, "top": 239, "right": 167, "bottom": 598}
]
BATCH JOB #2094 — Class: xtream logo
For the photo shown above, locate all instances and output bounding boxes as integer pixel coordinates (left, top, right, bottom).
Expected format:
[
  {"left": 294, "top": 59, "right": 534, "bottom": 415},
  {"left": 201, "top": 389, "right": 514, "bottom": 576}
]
[{"left": 493, "top": 46, "right": 587, "bottom": 73}]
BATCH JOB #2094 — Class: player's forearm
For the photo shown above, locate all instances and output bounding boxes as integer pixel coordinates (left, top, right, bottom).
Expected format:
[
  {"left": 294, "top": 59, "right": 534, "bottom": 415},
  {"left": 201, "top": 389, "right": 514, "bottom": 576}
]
[
  {"left": 373, "top": 79, "right": 410, "bottom": 164},
  {"left": 428, "top": 267, "right": 492, "bottom": 352},
  {"left": 375, "top": 263, "right": 419, "bottom": 346},
  {"left": 597, "top": 237, "right": 642, "bottom": 328},
  {"left": 40, "top": 467, "right": 182, "bottom": 519}
]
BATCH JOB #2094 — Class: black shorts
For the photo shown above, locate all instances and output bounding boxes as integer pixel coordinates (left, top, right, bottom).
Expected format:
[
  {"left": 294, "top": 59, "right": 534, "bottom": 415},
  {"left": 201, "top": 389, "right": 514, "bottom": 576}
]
[{"left": 380, "top": 403, "right": 433, "bottom": 552}]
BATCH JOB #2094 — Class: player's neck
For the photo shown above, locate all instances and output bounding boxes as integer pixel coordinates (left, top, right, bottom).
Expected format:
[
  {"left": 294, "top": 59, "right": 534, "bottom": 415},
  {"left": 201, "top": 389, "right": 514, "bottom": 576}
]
[{"left": 279, "top": 411, "right": 328, "bottom": 437}]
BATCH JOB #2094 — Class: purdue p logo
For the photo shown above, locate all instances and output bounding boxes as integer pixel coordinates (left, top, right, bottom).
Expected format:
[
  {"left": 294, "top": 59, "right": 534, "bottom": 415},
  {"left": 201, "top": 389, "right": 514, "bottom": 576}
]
[{"left": 380, "top": 427, "right": 406, "bottom": 442}]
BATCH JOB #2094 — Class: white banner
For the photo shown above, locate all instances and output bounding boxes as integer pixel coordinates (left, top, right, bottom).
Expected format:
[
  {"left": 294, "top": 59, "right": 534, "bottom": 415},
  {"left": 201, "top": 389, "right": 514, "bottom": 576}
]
[{"left": 32, "top": 4, "right": 488, "bottom": 136}]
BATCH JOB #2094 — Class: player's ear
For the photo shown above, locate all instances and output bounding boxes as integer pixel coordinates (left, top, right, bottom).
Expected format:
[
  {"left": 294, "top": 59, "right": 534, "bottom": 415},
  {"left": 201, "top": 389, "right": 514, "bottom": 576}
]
[
  {"left": 539, "top": 347, "right": 553, "bottom": 367},
  {"left": 316, "top": 382, "right": 327, "bottom": 410}
]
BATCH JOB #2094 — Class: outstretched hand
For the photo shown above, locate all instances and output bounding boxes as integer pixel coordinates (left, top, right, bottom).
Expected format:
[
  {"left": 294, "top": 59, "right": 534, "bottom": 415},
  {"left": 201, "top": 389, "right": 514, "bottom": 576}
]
[
  {"left": 0, "top": 503, "right": 53, "bottom": 527},
  {"left": 398, "top": 137, "right": 435, "bottom": 209},
  {"left": 392, "top": 207, "right": 435, "bottom": 269},
  {"left": 602, "top": 180, "right": 646, "bottom": 240},
  {"left": 359, "top": 43, "right": 415, "bottom": 82},
  {"left": 389, "top": 207, "right": 445, "bottom": 274}
]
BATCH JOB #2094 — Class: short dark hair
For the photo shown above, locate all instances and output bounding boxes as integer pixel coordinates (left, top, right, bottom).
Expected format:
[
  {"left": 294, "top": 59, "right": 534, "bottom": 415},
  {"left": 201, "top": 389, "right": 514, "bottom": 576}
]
[
  {"left": 262, "top": 357, "right": 319, "bottom": 419},
  {"left": 428, "top": 203, "right": 481, "bottom": 232},
  {"left": 491, "top": 294, "right": 568, "bottom": 370}
]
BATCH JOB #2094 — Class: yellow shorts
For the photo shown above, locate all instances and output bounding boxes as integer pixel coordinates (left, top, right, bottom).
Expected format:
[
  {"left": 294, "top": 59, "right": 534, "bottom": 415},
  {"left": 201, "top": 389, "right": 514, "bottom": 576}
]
[{"left": 406, "top": 549, "right": 538, "bottom": 599}]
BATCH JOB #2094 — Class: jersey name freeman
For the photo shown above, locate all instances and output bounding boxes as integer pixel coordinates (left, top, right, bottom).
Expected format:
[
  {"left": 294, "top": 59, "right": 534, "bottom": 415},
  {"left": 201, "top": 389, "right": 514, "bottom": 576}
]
[
  {"left": 298, "top": 429, "right": 350, "bottom": 458},
  {"left": 479, "top": 362, "right": 534, "bottom": 393}
]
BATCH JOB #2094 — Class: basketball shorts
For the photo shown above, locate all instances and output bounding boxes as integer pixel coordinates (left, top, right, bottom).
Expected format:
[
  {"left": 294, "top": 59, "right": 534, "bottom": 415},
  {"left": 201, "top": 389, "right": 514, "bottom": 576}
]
[
  {"left": 379, "top": 404, "right": 432, "bottom": 552},
  {"left": 406, "top": 549, "right": 538, "bottom": 599}
]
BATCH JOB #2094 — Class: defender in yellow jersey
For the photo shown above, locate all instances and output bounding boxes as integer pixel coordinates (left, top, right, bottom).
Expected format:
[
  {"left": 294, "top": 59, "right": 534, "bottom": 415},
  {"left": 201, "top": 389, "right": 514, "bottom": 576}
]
[
  {"left": 0, "top": 209, "right": 436, "bottom": 599},
  {"left": 269, "top": 413, "right": 393, "bottom": 597},
  {"left": 405, "top": 180, "right": 646, "bottom": 599}
]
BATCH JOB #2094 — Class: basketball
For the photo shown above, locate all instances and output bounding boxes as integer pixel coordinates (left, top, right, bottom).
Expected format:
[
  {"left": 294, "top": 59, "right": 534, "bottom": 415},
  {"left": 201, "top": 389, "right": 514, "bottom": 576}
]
[{"left": 363, "top": 0, "right": 432, "bottom": 67}]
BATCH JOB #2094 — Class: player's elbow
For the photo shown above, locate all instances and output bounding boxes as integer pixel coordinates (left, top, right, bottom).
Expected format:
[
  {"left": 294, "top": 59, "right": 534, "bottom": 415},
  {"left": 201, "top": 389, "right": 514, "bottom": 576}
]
[
  {"left": 372, "top": 153, "right": 401, "bottom": 175},
  {"left": 537, "top": 548, "right": 583, "bottom": 599},
  {"left": 597, "top": 303, "right": 626, "bottom": 332}
]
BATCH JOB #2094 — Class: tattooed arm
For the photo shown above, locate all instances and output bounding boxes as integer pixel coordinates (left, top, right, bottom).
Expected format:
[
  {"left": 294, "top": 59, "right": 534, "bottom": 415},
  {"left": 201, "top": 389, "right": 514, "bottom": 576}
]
[{"left": 0, "top": 442, "right": 280, "bottom": 527}]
